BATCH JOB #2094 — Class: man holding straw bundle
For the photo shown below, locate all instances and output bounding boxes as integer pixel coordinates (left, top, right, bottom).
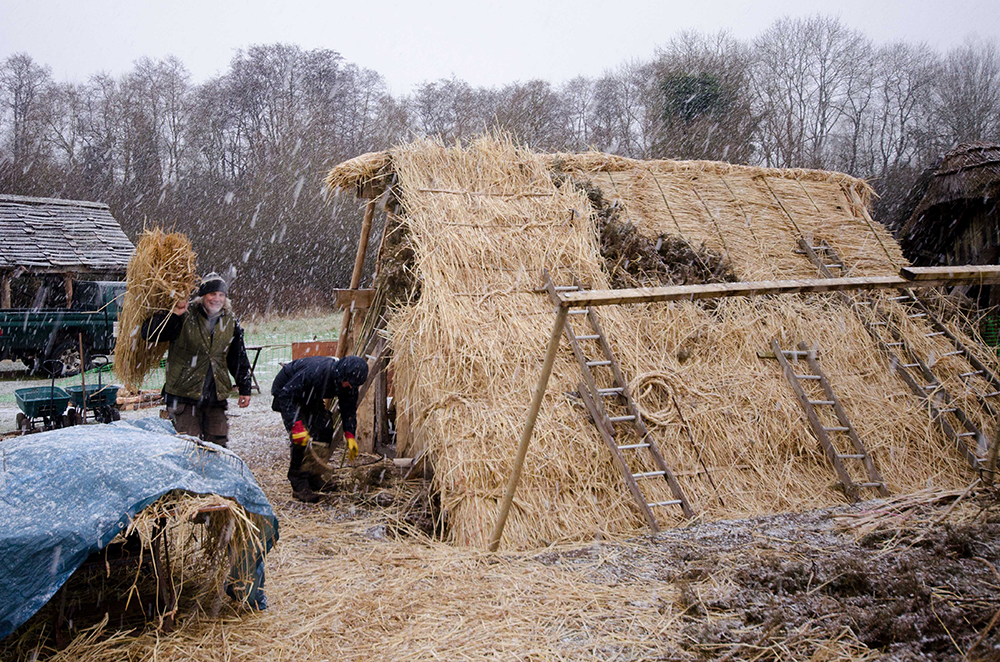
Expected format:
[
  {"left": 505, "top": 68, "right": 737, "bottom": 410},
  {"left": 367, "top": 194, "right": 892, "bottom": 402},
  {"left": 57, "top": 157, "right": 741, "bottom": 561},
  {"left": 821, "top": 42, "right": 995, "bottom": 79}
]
[
  {"left": 271, "top": 355, "right": 368, "bottom": 502},
  {"left": 140, "top": 272, "right": 252, "bottom": 446}
]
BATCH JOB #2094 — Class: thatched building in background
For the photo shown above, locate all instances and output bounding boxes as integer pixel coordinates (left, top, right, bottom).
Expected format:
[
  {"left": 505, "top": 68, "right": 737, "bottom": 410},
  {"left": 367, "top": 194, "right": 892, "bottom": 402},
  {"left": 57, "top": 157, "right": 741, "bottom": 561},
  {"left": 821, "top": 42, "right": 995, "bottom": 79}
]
[
  {"left": 893, "top": 142, "right": 1000, "bottom": 308},
  {"left": 327, "top": 137, "right": 996, "bottom": 550}
]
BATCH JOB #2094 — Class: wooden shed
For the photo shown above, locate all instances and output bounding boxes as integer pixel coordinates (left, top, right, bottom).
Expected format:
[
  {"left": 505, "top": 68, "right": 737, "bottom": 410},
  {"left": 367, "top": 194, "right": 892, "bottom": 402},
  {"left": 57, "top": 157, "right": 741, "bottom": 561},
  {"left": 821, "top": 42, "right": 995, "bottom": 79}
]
[{"left": 0, "top": 194, "right": 134, "bottom": 308}]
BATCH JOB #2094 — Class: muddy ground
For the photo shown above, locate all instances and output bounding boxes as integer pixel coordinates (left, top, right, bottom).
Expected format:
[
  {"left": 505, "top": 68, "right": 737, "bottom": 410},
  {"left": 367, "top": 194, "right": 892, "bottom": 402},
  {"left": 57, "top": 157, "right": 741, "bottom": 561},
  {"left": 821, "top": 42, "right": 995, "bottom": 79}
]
[{"left": 2, "top": 392, "right": 999, "bottom": 661}]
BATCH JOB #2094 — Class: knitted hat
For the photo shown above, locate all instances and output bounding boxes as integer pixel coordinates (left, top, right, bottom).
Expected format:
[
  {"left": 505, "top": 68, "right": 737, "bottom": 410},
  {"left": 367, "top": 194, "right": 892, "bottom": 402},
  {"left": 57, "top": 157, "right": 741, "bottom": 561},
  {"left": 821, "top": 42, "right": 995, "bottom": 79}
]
[
  {"left": 337, "top": 355, "right": 369, "bottom": 388},
  {"left": 197, "top": 272, "right": 228, "bottom": 297}
]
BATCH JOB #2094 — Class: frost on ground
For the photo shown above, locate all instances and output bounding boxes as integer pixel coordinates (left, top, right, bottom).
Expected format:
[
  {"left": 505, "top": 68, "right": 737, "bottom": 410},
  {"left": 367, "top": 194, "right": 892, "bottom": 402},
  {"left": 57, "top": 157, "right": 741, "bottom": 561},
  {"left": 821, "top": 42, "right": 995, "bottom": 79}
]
[{"left": 2, "top": 392, "right": 999, "bottom": 661}]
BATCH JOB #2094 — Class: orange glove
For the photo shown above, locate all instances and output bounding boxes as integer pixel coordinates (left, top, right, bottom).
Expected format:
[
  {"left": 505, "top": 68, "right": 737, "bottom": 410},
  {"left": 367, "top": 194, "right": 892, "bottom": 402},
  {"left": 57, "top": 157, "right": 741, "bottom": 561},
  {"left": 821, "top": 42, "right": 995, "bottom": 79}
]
[
  {"left": 344, "top": 432, "right": 358, "bottom": 461},
  {"left": 291, "top": 420, "right": 311, "bottom": 446}
]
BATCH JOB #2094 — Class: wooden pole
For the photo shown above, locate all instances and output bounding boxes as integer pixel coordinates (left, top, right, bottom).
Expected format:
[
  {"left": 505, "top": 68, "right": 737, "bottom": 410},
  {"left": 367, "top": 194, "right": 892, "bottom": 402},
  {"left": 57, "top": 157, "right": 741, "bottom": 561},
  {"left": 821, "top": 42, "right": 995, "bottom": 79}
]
[
  {"left": 63, "top": 274, "right": 74, "bottom": 309},
  {"left": 337, "top": 199, "right": 377, "bottom": 358},
  {"left": 488, "top": 305, "right": 568, "bottom": 552},
  {"left": 1, "top": 271, "right": 10, "bottom": 309},
  {"left": 78, "top": 333, "right": 87, "bottom": 424}
]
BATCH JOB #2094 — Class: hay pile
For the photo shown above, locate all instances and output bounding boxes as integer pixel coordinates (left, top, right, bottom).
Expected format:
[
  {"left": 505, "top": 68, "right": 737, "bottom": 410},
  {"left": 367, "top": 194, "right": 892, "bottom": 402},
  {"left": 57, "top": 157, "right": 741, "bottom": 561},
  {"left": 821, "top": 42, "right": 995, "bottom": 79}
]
[
  {"left": 114, "top": 229, "right": 198, "bottom": 391},
  {"left": 326, "top": 137, "right": 999, "bottom": 550}
]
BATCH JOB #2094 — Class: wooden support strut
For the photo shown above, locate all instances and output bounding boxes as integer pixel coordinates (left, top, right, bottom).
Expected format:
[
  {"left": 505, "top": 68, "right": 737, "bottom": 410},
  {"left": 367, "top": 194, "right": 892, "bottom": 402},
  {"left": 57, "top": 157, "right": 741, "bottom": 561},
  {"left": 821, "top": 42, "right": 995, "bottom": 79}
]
[{"left": 337, "top": 199, "right": 377, "bottom": 358}]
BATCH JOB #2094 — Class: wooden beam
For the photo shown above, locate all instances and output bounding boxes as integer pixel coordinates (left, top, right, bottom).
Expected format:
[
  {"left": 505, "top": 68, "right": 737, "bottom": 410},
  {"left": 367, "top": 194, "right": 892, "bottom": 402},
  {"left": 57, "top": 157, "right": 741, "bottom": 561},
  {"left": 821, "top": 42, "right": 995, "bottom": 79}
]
[
  {"left": 557, "top": 271, "right": 1000, "bottom": 309},
  {"left": 63, "top": 274, "right": 73, "bottom": 309},
  {"left": 337, "top": 199, "right": 377, "bottom": 358},
  {"left": 900, "top": 265, "right": 1000, "bottom": 281},
  {"left": 333, "top": 288, "right": 376, "bottom": 309},
  {"left": 1, "top": 272, "right": 10, "bottom": 309},
  {"left": 489, "top": 305, "right": 569, "bottom": 552}
]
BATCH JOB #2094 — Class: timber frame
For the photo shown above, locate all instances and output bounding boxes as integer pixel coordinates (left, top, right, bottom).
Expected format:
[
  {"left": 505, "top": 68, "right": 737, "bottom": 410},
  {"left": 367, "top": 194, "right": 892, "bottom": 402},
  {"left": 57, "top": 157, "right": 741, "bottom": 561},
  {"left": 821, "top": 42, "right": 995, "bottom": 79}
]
[{"left": 487, "top": 265, "right": 1000, "bottom": 550}]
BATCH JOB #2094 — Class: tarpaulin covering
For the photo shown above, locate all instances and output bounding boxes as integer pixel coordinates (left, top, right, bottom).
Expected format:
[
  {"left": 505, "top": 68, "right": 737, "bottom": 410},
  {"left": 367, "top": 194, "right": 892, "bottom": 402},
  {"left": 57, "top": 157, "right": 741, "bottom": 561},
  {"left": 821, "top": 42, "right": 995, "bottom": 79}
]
[{"left": 0, "top": 418, "right": 278, "bottom": 639}]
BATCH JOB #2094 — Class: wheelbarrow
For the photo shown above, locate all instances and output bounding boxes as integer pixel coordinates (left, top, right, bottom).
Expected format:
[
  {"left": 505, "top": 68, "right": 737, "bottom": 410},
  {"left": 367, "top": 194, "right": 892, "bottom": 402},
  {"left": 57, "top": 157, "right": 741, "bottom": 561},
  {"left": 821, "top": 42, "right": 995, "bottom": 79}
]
[
  {"left": 14, "top": 360, "right": 71, "bottom": 432},
  {"left": 65, "top": 356, "right": 122, "bottom": 424}
]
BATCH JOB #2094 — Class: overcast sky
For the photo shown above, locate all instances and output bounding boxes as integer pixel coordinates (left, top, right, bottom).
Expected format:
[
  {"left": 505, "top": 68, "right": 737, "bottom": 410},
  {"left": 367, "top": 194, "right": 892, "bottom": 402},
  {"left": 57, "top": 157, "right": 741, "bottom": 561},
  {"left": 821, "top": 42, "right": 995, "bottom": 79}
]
[{"left": 2, "top": 0, "right": 998, "bottom": 95}]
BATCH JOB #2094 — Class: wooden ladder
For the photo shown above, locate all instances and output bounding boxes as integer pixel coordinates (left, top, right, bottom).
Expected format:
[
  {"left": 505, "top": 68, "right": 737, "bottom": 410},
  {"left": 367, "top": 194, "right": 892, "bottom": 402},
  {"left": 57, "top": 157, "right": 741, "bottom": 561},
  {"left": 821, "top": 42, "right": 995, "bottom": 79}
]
[
  {"left": 772, "top": 340, "right": 889, "bottom": 501},
  {"left": 798, "top": 238, "right": 992, "bottom": 472},
  {"left": 544, "top": 273, "right": 695, "bottom": 531}
]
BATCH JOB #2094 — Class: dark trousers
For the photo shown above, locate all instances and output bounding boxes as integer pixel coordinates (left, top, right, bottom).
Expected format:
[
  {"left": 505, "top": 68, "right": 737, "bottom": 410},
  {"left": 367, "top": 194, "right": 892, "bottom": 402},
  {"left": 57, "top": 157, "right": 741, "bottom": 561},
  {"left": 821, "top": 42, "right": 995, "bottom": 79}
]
[{"left": 169, "top": 400, "right": 229, "bottom": 446}]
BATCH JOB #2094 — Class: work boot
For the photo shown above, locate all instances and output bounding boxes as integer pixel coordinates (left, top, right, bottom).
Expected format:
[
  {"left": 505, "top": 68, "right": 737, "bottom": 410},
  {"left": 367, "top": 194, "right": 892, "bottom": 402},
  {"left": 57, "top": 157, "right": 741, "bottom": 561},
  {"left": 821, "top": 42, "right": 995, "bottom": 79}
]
[
  {"left": 289, "top": 471, "right": 320, "bottom": 503},
  {"left": 307, "top": 473, "right": 339, "bottom": 493}
]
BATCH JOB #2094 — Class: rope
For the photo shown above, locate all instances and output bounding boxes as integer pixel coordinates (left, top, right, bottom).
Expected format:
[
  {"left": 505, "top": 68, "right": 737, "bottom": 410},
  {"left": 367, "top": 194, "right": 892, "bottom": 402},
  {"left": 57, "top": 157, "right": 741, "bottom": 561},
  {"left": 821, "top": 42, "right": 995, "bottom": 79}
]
[{"left": 629, "top": 370, "right": 724, "bottom": 505}]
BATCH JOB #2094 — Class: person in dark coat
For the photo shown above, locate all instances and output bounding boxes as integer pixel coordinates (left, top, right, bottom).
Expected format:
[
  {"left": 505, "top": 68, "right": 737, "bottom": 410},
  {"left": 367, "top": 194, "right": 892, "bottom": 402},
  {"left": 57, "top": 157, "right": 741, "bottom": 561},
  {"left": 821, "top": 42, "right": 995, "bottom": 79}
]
[
  {"left": 271, "top": 354, "right": 369, "bottom": 502},
  {"left": 140, "top": 272, "right": 252, "bottom": 447}
]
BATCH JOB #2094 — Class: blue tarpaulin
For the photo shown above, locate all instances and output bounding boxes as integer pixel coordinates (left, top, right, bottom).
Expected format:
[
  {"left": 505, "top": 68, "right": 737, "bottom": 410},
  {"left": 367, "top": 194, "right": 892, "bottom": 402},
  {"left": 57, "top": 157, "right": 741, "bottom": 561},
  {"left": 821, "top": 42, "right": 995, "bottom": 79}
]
[{"left": 0, "top": 418, "right": 278, "bottom": 639}]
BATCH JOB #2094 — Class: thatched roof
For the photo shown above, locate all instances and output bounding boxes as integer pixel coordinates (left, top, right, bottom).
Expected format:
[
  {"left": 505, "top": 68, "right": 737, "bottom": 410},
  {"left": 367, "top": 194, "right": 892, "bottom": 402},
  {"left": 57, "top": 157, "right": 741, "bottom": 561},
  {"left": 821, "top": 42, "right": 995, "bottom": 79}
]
[
  {"left": 0, "top": 194, "right": 134, "bottom": 273},
  {"left": 893, "top": 142, "right": 1000, "bottom": 264},
  {"left": 327, "top": 137, "right": 989, "bottom": 550}
]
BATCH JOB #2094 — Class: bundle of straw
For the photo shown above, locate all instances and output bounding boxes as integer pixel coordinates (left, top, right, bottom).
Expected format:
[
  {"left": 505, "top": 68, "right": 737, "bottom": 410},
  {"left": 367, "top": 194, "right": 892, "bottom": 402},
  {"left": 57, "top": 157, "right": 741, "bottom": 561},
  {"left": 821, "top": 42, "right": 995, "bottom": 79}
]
[{"left": 114, "top": 228, "right": 198, "bottom": 391}]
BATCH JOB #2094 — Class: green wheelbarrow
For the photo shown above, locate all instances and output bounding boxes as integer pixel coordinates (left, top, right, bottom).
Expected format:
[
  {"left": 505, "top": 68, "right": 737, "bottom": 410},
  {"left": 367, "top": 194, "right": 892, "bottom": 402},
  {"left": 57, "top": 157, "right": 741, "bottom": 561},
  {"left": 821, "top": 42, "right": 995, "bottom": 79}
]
[{"left": 14, "top": 360, "right": 71, "bottom": 432}]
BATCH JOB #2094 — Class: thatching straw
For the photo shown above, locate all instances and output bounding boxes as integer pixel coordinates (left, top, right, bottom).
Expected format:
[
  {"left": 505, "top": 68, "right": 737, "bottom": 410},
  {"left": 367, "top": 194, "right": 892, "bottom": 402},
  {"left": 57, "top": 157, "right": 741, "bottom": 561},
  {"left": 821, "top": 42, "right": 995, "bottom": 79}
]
[
  {"left": 114, "top": 229, "right": 198, "bottom": 391},
  {"left": 325, "top": 136, "right": 1000, "bottom": 551}
]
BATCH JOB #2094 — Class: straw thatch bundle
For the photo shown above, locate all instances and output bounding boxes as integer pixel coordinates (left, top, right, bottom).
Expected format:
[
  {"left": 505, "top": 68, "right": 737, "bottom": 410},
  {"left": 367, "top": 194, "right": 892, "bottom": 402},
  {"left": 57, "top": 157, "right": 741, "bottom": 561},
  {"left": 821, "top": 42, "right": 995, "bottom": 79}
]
[
  {"left": 326, "top": 136, "right": 998, "bottom": 550},
  {"left": 114, "top": 229, "right": 198, "bottom": 391}
]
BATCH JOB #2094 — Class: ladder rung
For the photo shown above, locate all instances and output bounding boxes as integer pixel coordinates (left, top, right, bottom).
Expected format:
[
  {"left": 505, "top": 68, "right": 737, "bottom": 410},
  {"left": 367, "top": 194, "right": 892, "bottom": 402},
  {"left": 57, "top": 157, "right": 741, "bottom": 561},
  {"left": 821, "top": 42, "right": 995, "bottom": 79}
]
[
  {"left": 984, "top": 391, "right": 1000, "bottom": 398},
  {"left": 940, "top": 408, "right": 956, "bottom": 413},
  {"left": 908, "top": 313, "right": 927, "bottom": 318},
  {"left": 939, "top": 351, "right": 962, "bottom": 357},
  {"left": 925, "top": 331, "right": 946, "bottom": 337},
  {"left": 808, "top": 400, "right": 835, "bottom": 406},
  {"left": 871, "top": 321, "right": 888, "bottom": 326},
  {"left": 568, "top": 309, "right": 588, "bottom": 315},
  {"left": 781, "top": 350, "right": 810, "bottom": 357},
  {"left": 633, "top": 471, "right": 666, "bottom": 480},
  {"left": 855, "top": 300, "right": 873, "bottom": 306},
  {"left": 857, "top": 482, "right": 884, "bottom": 488},
  {"left": 607, "top": 415, "right": 636, "bottom": 423},
  {"left": 795, "top": 374, "right": 821, "bottom": 380},
  {"left": 886, "top": 342, "right": 904, "bottom": 347},
  {"left": 597, "top": 387, "right": 624, "bottom": 395},
  {"left": 576, "top": 334, "right": 600, "bottom": 341},
  {"left": 553, "top": 285, "right": 580, "bottom": 292},
  {"left": 957, "top": 432, "right": 978, "bottom": 438},
  {"left": 901, "top": 363, "right": 920, "bottom": 368},
  {"left": 586, "top": 360, "right": 612, "bottom": 367},
  {"left": 888, "top": 295, "right": 909, "bottom": 301},
  {"left": 823, "top": 426, "right": 849, "bottom": 432},
  {"left": 617, "top": 443, "right": 650, "bottom": 450},
  {"left": 824, "top": 263, "right": 843, "bottom": 269},
  {"left": 648, "top": 500, "right": 683, "bottom": 508},
  {"left": 960, "top": 371, "right": 984, "bottom": 377},
  {"left": 921, "top": 384, "right": 940, "bottom": 390},
  {"left": 838, "top": 454, "right": 865, "bottom": 459}
]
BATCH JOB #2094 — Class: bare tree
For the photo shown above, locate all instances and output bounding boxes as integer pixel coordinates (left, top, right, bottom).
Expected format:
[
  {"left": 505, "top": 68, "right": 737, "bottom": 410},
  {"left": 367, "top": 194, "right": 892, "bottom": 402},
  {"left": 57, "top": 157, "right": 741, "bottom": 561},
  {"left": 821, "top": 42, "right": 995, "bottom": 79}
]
[
  {"left": 752, "top": 16, "right": 871, "bottom": 169},
  {"left": 935, "top": 37, "right": 1000, "bottom": 146},
  {"left": 0, "top": 53, "right": 53, "bottom": 168}
]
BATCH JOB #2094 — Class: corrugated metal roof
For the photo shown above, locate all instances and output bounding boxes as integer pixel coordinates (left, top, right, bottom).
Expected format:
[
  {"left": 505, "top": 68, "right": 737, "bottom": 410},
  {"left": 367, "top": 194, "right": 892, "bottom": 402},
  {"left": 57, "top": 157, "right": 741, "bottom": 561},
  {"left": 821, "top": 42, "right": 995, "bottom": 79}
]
[{"left": 0, "top": 194, "right": 134, "bottom": 271}]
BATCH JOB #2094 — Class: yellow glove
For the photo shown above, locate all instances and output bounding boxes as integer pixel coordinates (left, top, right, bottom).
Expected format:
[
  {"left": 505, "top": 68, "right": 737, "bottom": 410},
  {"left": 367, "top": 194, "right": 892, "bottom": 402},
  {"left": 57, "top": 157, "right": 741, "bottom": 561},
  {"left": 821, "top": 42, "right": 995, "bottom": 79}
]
[
  {"left": 291, "top": 420, "right": 311, "bottom": 446},
  {"left": 344, "top": 432, "right": 358, "bottom": 461}
]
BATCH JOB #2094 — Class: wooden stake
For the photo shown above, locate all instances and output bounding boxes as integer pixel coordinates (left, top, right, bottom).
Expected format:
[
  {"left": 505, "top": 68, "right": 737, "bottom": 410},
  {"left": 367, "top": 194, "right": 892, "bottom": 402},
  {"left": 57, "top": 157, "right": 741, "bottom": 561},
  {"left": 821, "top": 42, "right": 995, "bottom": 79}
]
[
  {"left": 1, "top": 271, "right": 10, "bottom": 309},
  {"left": 79, "top": 333, "right": 87, "bottom": 424},
  {"left": 489, "top": 305, "right": 568, "bottom": 552},
  {"left": 337, "top": 199, "right": 377, "bottom": 358}
]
